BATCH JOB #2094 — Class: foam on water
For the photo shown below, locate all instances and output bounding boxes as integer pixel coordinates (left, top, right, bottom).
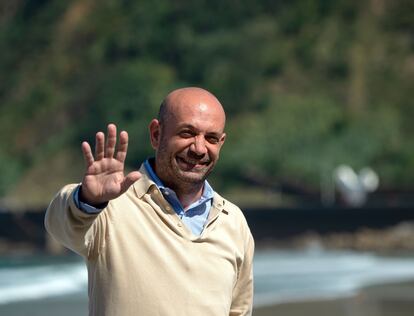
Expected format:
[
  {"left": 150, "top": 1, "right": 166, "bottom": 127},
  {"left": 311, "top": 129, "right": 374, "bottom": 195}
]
[
  {"left": 253, "top": 249, "right": 414, "bottom": 306},
  {"left": 0, "top": 261, "right": 87, "bottom": 304},
  {"left": 1, "top": 250, "right": 414, "bottom": 306}
]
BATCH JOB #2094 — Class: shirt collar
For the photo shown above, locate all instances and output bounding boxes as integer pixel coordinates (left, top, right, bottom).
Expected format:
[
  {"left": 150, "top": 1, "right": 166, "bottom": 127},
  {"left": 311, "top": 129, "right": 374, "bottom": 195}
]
[{"left": 132, "top": 162, "right": 229, "bottom": 216}]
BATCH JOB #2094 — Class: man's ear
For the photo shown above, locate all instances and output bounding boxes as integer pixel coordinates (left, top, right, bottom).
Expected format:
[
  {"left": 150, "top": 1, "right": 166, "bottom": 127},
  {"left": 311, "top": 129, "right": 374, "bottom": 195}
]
[
  {"left": 149, "top": 119, "right": 161, "bottom": 149},
  {"left": 219, "top": 132, "right": 226, "bottom": 147}
]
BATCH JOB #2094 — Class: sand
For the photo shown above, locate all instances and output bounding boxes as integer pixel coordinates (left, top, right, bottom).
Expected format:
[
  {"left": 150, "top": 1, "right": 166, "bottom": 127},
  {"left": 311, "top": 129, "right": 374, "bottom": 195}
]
[{"left": 253, "top": 280, "right": 414, "bottom": 316}]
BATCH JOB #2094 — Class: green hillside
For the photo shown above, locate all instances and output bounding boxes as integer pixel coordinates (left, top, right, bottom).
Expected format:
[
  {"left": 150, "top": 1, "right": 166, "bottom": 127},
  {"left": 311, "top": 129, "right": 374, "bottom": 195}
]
[{"left": 0, "top": 0, "right": 413, "bottom": 209}]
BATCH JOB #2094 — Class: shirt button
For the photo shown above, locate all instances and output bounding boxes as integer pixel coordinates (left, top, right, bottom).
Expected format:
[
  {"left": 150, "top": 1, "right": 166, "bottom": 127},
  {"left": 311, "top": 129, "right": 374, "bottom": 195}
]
[
  {"left": 177, "top": 222, "right": 182, "bottom": 227},
  {"left": 166, "top": 206, "right": 171, "bottom": 211}
]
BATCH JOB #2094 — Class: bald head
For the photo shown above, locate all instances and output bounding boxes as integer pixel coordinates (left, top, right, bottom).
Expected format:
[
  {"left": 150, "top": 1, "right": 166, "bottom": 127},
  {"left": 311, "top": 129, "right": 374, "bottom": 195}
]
[{"left": 158, "top": 87, "right": 226, "bottom": 128}]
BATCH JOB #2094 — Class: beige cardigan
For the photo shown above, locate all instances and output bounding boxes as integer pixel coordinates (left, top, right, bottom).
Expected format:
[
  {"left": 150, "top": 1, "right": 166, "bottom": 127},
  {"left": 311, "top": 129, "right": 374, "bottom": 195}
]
[{"left": 45, "top": 164, "right": 254, "bottom": 316}]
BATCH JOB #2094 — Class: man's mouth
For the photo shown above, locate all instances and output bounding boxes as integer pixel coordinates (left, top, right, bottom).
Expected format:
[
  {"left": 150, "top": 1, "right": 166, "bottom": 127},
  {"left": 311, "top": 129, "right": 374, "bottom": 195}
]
[{"left": 176, "top": 156, "right": 210, "bottom": 171}]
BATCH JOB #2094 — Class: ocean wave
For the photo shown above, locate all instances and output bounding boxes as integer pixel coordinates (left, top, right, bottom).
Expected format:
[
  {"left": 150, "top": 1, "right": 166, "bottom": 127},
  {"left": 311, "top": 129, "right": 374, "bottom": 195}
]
[
  {"left": 1, "top": 250, "right": 414, "bottom": 307},
  {"left": 253, "top": 249, "right": 414, "bottom": 306},
  {"left": 0, "top": 261, "right": 87, "bottom": 304}
]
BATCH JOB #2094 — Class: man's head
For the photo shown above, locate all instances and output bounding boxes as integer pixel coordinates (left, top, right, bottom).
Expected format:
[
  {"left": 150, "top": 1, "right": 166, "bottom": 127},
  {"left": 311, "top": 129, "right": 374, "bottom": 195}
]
[{"left": 149, "top": 87, "right": 226, "bottom": 191}]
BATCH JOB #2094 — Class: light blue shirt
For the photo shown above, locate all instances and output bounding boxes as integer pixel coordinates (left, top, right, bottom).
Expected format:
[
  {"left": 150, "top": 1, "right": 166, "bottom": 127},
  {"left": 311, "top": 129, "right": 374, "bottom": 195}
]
[
  {"left": 144, "top": 159, "right": 213, "bottom": 236},
  {"left": 74, "top": 159, "right": 214, "bottom": 236}
]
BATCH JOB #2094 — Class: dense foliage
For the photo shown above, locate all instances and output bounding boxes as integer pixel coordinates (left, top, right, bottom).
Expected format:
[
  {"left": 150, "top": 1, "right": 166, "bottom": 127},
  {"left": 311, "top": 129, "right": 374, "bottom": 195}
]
[{"left": 0, "top": 0, "right": 413, "bottom": 207}]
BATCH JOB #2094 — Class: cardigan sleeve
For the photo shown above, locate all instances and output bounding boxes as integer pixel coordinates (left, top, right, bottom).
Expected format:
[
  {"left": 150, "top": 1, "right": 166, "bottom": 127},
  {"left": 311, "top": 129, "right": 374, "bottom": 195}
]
[
  {"left": 229, "top": 226, "right": 255, "bottom": 316},
  {"left": 44, "top": 183, "right": 108, "bottom": 259}
]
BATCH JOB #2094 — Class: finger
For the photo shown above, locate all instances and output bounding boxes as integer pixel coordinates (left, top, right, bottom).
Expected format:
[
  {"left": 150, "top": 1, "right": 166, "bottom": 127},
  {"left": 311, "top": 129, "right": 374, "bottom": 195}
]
[
  {"left": 81, "top": 141, "right": 94, "bottom": 167},
  {"left": 120, "top": 171, "right": 142, "bottom": 193},
  {"left": 95, "top": 132, "right": 105, "bottom": 160},
  {"left": 116, "top": 131, "right": 128, "bottom": 163},
  {"left": 105, "top": 123, "right": 117, "bottom": 158}
]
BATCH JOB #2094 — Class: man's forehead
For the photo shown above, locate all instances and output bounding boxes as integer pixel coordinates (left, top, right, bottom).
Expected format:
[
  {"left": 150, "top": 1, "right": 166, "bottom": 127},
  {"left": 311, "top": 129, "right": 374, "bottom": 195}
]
[
  {"left": 169, "top": 101, "right": 213, "bottom": 115},
  {"left": 165, "top": 97, "right": 224, "bottom": 119},
  {"left": 160, "top": 87, "right": 226, "bottom": 129},
  {"left": 161, "top": 103, "right": 225, "bottom": 133}
]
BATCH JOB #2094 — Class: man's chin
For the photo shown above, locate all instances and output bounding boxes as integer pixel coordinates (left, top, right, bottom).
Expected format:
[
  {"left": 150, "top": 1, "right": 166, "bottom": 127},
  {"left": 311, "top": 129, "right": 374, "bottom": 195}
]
[{"left": 173, "top": 168, "right": 211, "bottom": 183}]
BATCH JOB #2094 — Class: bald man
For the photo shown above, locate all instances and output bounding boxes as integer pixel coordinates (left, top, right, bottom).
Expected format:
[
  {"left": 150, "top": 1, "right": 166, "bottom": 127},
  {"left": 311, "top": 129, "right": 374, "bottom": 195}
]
[{"left": 45, "top": 87, "right": 254, "bottom": 316}]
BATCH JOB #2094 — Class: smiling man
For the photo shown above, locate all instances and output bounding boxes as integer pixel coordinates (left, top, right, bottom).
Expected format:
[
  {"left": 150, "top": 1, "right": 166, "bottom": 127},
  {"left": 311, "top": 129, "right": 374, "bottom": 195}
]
[{"left": 45, "top": 87, "right": 254, "bottom": 316}]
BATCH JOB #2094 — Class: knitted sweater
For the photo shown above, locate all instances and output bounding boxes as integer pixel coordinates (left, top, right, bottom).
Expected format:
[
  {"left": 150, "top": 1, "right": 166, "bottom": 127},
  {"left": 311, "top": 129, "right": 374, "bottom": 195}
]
[{"left": 45, "top": 164, "right": 254, "bottom": 316}]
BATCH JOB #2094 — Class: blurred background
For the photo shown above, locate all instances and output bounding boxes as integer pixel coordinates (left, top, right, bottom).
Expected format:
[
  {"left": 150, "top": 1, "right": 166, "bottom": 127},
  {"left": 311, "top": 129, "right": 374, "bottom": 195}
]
[{"left": 0, "top": 0, "right": 414, "bottom": 315}]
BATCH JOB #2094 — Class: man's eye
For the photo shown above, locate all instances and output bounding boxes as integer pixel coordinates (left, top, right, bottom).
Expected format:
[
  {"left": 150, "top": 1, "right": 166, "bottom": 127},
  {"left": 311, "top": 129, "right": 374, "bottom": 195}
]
[
  {"left": 206, "top": 136, "right": 219, "bottom": 144},
  {"left": 180, "top": 131, "right": 194, "bottom": 138}
]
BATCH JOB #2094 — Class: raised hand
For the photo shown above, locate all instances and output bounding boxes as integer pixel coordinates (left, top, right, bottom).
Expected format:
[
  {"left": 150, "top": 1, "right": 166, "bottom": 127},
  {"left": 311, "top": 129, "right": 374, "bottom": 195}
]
[{"left": 80, "top": 123, "right": 141, "bottom": 206}]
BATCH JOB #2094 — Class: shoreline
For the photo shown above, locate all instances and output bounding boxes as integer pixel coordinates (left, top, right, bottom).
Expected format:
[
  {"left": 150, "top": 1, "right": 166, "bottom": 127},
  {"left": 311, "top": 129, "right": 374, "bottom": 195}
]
[
  {"left": 0, "top": 280, "right": 413, "bottom": 316},
  {"left": 253, "top": 280, "right": 414, "bottom": 316}
]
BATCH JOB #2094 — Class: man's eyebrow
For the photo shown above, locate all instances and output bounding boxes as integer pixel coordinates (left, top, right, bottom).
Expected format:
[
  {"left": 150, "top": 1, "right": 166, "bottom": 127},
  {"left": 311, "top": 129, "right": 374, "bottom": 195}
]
[
  {"left": 177, "top": 124, "right": 223, "bottom": 136},
  {"left": 206, "top": 131, "right": 223, "bottom": 137},
  {"left": 177, "top": 124, "right": 196, "bottom": 129}
]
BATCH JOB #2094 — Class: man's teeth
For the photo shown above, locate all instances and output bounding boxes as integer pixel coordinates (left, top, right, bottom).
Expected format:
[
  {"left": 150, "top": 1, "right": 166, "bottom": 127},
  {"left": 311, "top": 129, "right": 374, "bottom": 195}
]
[{"left": 178, "top": 158, "right": 207, "bottom": 165}]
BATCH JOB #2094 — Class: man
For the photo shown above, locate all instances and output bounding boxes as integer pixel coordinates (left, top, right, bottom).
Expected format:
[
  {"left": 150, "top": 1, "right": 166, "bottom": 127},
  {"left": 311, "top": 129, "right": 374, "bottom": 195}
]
[{"left": 45, "top": 87, "right": 254, "bottom": 316}]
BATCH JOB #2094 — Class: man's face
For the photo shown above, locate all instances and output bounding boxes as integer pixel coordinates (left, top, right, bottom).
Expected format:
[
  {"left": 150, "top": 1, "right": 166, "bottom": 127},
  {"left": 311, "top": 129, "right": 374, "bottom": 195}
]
[{"left": 151, "top": 101, "right": 226, "bottom": 188}]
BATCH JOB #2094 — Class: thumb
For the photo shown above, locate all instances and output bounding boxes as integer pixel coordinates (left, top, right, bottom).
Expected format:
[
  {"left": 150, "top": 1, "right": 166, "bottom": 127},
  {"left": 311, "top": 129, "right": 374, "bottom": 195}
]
[{"left": 120, "top": 171, "right": 142, "bottom": 193}]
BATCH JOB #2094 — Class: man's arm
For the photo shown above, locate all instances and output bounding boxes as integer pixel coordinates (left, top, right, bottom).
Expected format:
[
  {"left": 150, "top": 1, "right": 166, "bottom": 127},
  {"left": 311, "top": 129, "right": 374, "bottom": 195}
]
[
  {"left": 44, "top": 124, "right": 141, "bottom": 258},
  {"left": 44, "top": 183, "right": 107, "bottom": 258},
  {"left": 230, "top": 231, "right": 255, "bottom": 316}
]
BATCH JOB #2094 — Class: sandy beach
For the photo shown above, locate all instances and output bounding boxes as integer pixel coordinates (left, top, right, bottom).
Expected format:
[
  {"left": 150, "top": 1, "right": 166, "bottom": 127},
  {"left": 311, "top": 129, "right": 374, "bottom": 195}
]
[
  {"left": 0, "top": 293, "right": 88, "bottom": 316},
  {"left": 253, "top": 280, "right": 414, "bottom": 316}
]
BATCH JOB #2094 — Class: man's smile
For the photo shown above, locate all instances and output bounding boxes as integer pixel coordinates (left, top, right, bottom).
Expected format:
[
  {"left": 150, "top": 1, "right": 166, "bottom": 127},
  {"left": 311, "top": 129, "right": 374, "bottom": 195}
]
[{"left": 176, "top": 156, "right": 210, "bottom": 171}]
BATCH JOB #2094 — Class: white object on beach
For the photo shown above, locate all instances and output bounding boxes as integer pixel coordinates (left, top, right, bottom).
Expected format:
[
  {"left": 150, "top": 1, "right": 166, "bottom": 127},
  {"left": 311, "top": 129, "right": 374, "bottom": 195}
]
[{"left": 333, "top": 165, "right": 379, "bottom": 207}]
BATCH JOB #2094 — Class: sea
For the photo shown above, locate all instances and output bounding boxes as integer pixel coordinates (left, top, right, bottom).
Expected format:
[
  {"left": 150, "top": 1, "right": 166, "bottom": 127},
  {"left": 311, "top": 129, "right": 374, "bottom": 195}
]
[{"left": 1, "top": 248, "right": 414, "bottom": 314}]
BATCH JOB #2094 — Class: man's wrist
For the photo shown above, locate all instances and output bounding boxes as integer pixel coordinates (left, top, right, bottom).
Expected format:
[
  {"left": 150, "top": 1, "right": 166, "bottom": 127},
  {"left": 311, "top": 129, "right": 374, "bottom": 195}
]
[
  {"left": 73, "top": 185, "right": 108, "bottom": 214},
  {"left": 78, "top": 185, "right": 109, "bottom": 209}
]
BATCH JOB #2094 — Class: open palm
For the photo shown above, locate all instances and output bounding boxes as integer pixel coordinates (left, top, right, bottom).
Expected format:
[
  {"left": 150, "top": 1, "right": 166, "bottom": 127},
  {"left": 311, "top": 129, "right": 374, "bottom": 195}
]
[{"left": 80, "top": 124, "right": 141, "bottom": 206}]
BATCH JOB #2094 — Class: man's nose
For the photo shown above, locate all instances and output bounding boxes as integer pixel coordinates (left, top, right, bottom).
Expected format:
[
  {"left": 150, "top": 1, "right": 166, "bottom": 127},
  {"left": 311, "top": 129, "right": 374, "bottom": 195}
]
[{"left": 190, "top": 135, "right": 208, "bottom": 156}]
